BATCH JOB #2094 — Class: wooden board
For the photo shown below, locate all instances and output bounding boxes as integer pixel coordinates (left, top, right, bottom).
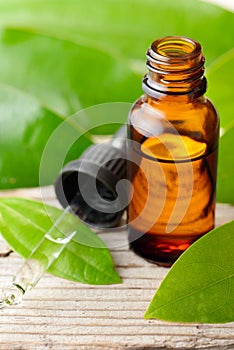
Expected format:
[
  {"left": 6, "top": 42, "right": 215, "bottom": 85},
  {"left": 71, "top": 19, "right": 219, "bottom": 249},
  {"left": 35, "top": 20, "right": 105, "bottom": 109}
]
[{"left": 0, "top": 187, "right": 233, "bottom": 350}]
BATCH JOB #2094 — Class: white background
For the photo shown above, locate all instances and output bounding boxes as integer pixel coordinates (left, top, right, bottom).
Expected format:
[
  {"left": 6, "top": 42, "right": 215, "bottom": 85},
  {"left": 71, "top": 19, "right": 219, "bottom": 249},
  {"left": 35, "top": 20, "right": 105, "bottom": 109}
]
[{"left": 204, "top": 0, "right": 234, "bottom": 11}]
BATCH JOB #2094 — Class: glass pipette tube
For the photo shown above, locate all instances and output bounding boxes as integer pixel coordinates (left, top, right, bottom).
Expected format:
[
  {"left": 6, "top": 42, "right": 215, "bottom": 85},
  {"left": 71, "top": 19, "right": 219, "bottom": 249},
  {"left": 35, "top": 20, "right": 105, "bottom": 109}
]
[{"left": 0, "top": 204, "right": 78, "bottom": 308}]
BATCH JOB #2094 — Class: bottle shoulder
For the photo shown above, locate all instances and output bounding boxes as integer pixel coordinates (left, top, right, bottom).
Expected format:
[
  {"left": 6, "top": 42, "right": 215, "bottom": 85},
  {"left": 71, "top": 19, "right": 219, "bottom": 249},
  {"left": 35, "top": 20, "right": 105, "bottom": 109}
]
[
  {"left": 129, "top": 95, "right": 219, "bottom": 125},
  {"left": 128, "top": 94, "right": 219, "bottom": 150},
  {"left": 130, "top": 94, "right": 217, "bottom": 115}
]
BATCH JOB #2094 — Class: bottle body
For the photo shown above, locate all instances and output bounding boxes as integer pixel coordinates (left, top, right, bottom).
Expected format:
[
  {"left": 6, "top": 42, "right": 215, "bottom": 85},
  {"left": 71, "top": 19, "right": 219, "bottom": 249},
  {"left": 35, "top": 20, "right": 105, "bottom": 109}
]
[{"left": 127, "top": 36, "right": 219, "bottom": 266}]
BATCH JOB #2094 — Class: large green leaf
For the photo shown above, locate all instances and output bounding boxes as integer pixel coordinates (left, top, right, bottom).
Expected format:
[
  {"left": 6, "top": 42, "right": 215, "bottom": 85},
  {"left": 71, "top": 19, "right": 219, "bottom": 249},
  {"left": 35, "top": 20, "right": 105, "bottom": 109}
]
[
  {"left": 0, "top": 27, "right": 140, "bottom": 188},
  {"left": 206, "top": 48, "right": 234, "bottom": 204},
  {"left": 0, "top": 0, "right": 232, "bottom": 116},
  {"left": 0, "top": 0, "right": 232, "bottom": 65},
  {"left": 0, "top": 0, "right": 232, "bottom": 190},
  {"left": 207, "top": 49, "right": 234, "bottom": 130},
  {"left": 217, "top": 125, "right": 234, "bottom": 203},
  {"left": 0, "top": 83, "right": 92, "bottom": 189},
  {"left": 0, "top": 197, "right": 121, "bottom": 285},
  {"left": 205, "top": 48, "right": 234, "bottom": 205},
  {"left": 0, "top": 29, "right": 141, "bottom": 116},
  {"left": 145, "top": 221, "right": 234, "bottom": 323}
]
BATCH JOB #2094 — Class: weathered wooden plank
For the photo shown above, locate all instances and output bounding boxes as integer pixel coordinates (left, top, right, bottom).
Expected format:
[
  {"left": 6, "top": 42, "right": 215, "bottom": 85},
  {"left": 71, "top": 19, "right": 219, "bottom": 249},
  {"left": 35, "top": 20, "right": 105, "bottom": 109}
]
[
  {"left": 0, "top": 334, "right": 233, "bottom": 350},
  {"left": 0, "top": 187, "right": 233, "bottom": 350},
  {"left": 0, "top": 324, "right": 233, "bottom": 340},
  {"left": 0, "top": 315, "right": 234, "bottom": 336}
]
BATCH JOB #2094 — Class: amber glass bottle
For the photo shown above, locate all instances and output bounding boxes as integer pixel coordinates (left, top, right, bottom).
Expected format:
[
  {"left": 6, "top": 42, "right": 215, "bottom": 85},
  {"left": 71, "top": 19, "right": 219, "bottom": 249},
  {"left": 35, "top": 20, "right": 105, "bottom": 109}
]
[{"left": 127, "top": 36, "right": 219, "bottom": 267}]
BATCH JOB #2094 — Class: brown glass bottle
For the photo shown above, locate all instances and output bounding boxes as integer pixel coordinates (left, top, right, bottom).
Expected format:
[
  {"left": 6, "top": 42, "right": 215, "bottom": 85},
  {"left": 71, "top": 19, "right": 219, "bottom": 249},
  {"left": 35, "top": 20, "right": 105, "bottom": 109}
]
[{"left": 127, "top": 36, "right": 219, "bottom": 267}]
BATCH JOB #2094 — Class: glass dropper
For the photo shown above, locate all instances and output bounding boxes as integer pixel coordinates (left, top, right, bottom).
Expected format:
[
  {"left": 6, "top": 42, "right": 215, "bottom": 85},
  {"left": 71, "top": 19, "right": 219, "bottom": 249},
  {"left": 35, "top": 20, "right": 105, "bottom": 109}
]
[{"left": 0, "top": 200, "right": 81, "bottom": 308}]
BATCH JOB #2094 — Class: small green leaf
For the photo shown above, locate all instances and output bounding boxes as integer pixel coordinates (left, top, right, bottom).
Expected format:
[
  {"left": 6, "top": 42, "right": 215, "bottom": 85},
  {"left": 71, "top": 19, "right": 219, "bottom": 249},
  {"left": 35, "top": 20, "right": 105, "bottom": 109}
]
[
  {"left": 145, "top": 221, "right": 234, "bottom": 323},
  {"left": 0, "top": 197, "right": 121, "bottom": 285},
  {"left": 217, "top": 125, "right": 234, "bottom": 204}
]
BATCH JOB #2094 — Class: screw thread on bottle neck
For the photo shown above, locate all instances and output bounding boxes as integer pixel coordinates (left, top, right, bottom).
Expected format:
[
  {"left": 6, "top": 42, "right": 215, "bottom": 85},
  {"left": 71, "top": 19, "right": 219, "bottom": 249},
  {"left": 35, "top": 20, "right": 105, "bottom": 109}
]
[{"left": 142, "top": 36, "right": 207, "bottom": 98}]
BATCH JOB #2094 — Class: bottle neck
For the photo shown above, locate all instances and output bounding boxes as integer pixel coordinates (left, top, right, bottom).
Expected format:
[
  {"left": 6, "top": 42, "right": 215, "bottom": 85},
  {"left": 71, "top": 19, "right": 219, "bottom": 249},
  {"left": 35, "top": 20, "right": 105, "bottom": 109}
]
[{"left": 142, "top": 36, "right": 207, "bottom": 99}]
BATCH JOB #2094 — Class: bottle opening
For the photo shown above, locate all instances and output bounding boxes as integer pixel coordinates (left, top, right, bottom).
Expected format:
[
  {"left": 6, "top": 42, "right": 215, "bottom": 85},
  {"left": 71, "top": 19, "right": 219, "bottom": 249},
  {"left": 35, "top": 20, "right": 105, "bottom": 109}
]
[
  {"left": 143, "top": 35, "right": 206, "bottom": 97},
  {"left": 151, "top": 36, "right": 201, "bottom": 61}
]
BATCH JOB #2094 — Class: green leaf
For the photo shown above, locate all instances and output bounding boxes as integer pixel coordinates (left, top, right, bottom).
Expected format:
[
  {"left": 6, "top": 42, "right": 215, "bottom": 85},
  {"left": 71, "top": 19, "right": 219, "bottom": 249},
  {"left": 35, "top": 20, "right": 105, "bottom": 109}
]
[
  {"left": 0, "top": 0, "right": 232, "bottom": 189},
  {"left": 0, "top": 197, "right": 121, "bottom": 285},
  {"left": 207, "top": 49, "right": 234, "bottom": 130},
  {"left": 206, "top": 48, "right": 234, "bottom": 204},
  {"left": 0, "top": 0, "right": 232, "bottom": 65},
  {"left": 0, "top": 28, "right": 141, "bottom": 115},
  {"left": 217, "top": 125, "right": 234, "bottom": 204},
  {"left": 0, "top": 0, "right": 232, "bottom": 115},
  {"left": 0, "top": 26, "right": 139, "bottom": 189},
  {"left": 0, "top": 83, "right": 92, "bottom": 189},
  {"left": 145, "top": 221, "right": 234, "bottom": 323}
]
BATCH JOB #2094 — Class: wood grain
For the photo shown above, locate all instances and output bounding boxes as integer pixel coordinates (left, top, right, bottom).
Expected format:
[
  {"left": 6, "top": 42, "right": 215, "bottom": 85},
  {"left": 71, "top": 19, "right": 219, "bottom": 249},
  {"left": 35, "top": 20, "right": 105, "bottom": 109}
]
[{"left": 0, "top": 187, "right": 233, "bottom": 350}]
